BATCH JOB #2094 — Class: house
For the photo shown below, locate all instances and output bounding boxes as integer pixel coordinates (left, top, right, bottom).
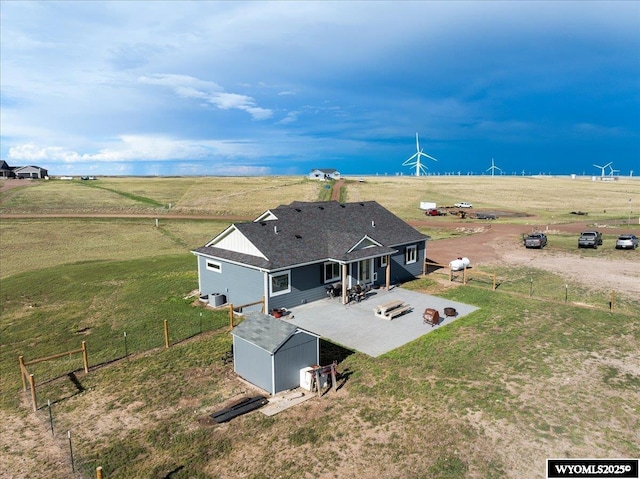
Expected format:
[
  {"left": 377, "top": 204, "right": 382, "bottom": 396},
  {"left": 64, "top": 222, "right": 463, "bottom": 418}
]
[
  {"left": 309, "top": 168, "right": 340, "bottom": 180},
  {"left": 14, "top": 165, "right": 49, "bottom": 179},
  {"left": 192, "top": 200, "right": 429, "bottom": 312},
  {"left": 0, "top": 161, "right": 48, "bottom": 179},
  {"left": 231, "top": 311, "right": 320, "bottom": 395}
]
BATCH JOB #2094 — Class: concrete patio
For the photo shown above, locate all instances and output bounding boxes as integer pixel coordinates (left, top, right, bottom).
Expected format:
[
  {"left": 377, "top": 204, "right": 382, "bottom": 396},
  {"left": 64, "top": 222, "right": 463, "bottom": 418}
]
[{"left": 284, "top": 286, "right": 478, "bottom": 357}]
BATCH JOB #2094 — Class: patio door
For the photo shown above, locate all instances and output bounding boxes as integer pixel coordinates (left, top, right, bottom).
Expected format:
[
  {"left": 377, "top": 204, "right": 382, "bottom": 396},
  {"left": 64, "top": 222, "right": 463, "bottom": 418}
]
[{"left": 353, "top": 259, "right": 373, "bottom": 285}]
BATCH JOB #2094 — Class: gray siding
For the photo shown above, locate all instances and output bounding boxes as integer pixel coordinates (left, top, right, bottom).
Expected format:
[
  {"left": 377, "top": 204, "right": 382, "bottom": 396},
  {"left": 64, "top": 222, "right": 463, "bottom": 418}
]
[
  {"left": 233, "top": 337, "right": 273, "bottom": 394},
  {"left": 388, "top": 242, "right": 425, "bottom": 284},
  {"left": 273, "top": 332, "right": 318, "bottom": 393},
  {"left": 269, "top": 263, "right": 327, "bottom": 310},
  {"left": 199, "top": 256, "right": 264, "bottom": 307}
]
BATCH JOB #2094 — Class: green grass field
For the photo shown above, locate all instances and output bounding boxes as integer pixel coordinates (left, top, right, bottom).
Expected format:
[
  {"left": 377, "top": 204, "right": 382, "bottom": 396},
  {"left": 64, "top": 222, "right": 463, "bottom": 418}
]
[{"left": 1, "top": 176, "right": 638, "bottom": 478}]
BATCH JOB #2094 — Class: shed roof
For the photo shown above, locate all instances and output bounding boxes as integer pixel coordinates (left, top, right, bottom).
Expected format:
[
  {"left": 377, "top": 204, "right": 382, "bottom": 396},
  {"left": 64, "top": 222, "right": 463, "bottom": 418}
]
[{"left": 232, "top": 311, "right": 315, "bottom": 354}]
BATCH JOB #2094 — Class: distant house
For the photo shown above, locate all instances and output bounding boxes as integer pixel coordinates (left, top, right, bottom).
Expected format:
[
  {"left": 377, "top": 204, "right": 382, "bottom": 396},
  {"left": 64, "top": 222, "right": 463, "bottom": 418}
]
[
  {"left": 14, "top": 165, "right": 49, "bottom": 179},
  {"left": 232, "top": 311, "right": 320, "bottom": 395},
  {"left": 0, "top": 161, "right": 48, "bottom": 179},
  {"left": 192, "top": 200, "right": 429, "bottom": 312},
  {"left": 309, "top": 168, "right": 340, "bottom": 180},
  {"left": 0, "top": 161, "right": 13, "bottom": 178}
]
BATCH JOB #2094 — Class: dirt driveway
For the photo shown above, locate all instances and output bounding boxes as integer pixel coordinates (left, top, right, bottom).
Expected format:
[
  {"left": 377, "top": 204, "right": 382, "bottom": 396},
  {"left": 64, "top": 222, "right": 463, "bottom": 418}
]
[{"left": 414, "top": 220, "right": 640, "bottom": 298}]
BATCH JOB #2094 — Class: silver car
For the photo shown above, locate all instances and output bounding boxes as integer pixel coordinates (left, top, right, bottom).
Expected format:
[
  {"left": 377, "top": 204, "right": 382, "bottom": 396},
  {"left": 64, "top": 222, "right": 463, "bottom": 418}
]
[{"left": 615, "top": 234, "right": 639, "bottom": 250}]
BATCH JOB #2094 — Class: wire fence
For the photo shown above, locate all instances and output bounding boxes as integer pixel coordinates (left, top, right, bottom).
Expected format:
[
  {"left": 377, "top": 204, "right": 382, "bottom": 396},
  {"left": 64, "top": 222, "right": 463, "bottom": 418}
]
[
  {"left": 17, "top": 304, "right": 248, "bottom": 478},
  {"left": 446, "top": 267, "right": 639, "bottom": 315}
]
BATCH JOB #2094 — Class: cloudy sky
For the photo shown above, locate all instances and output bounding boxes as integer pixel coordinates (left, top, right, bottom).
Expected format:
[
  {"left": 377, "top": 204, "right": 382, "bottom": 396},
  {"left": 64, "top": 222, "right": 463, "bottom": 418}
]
[{"left": 1, "top": 1, "right": 639, "bottom": 177}]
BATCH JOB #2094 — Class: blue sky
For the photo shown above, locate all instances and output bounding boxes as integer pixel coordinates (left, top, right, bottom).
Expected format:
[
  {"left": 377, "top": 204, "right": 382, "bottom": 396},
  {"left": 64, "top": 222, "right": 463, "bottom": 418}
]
[{"left": 1, "top": 1, "right": 639, "bottom": 177}]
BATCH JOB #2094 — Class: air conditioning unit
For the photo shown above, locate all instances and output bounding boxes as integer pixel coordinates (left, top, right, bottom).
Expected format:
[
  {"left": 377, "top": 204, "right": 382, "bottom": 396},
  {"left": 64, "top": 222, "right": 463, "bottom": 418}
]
[{"left": 209, "top": 293, "right": 227, "bottom": 307}]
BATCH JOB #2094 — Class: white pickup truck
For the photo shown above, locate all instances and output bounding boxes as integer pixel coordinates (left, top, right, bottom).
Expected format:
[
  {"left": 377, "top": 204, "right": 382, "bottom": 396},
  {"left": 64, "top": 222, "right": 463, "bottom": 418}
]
[{"left": 454, "top": 202, "right": 473, "bottom": 208}]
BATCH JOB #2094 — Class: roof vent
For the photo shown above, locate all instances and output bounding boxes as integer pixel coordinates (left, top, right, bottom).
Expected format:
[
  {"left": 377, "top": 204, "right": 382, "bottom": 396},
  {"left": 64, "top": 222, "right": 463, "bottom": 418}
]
[
  {"left": 360, "top": 203, "right": 365, "bottom": 206},
  {"left": 274, "top": 226, "right": 279, "bottom": 234},
  {"left": 295, "top": 208, "right": 301, "bottom": 212},
  {"left": 340, "top": 204, "right": 346, "bottom": 208},
  {"left": 319, "top": 206, "right": 324, "bottom": 210},
  {"left": 295, "top": 234, "right": 302, "bottom": 239},
  {"left": 371, "top": 220, "right": 375, "bottom": 227}
]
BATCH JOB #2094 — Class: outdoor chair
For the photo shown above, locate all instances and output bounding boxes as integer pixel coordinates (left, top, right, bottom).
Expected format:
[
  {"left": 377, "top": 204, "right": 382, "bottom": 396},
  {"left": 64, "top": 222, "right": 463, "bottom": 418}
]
[{"left": 423, "top": 308, "right": 440, "bottom": 327}]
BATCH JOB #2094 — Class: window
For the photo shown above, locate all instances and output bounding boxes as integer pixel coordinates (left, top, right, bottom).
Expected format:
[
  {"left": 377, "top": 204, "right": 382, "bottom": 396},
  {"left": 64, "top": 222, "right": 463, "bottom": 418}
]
[
  {"left": 324, "top": 262, "right": 340, "bottom": 283},
  {"left": 206, "top": 260, "right": 221, "bottom": 273},
  {"left": 270, "top": 271, "right": 291, "bottom": 296},
  {"left": 379, "top": 256, "right": 388, "bottom": 268},
  {"left": 405, "top": 245, "right": 417, "bottom": 264}
]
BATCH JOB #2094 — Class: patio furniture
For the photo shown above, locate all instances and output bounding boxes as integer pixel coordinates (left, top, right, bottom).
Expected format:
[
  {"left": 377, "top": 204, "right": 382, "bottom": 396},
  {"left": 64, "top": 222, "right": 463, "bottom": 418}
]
[
  {"left": 444, "top": 307, "right": 457, "bottom": 317},
  {"left": 423, "top": 308, "right": 440, "bottom": 327},
  {"left": 351, "top": 284, "right": 367, "bottom": 302},
  {"left": 374, "top": 299, "right": 403, "bottom": 316},
  {"left": 374, "top": 300, "right": 412, "bottom": 320},
  {"left": 326, "top": 283, "right": 341, "bottom": 299}
]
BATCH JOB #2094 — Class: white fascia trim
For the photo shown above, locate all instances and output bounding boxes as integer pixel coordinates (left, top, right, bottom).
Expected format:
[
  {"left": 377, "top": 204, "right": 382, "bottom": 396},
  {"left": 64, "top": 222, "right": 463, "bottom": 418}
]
[
  {"left": 205, "top": 225, "right": 237, "bottom": 247},
  {"left": 254, "top": 210, "right": 278, "bottom": 222},
  {"left": 347, "top": 234, "right": 383, "bottom": 254}
]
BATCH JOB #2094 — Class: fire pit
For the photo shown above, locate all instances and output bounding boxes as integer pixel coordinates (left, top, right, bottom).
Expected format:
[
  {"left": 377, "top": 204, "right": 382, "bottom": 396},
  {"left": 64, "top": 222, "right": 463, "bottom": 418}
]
[{"left": 444, "top": 307, "right": 457, "bottom": 317}]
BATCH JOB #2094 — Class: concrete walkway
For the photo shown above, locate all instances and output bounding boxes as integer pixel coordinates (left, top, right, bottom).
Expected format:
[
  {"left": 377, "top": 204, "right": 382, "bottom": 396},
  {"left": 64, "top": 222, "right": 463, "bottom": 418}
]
[{"left": 285, "top": 287, "right": 478, "bottom": 357}]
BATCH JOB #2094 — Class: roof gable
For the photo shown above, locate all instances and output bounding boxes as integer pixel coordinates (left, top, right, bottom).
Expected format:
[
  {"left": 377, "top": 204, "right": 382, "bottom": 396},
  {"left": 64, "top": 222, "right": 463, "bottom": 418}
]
[
  {"left": 348, "top": 235, "right": 382, "bottom": 253},
  {"left": 207, "top": 225, "right": 267, "bottom": 259},
  {"left": 254, "top": 210, "right": 278, "bottom": 222}
]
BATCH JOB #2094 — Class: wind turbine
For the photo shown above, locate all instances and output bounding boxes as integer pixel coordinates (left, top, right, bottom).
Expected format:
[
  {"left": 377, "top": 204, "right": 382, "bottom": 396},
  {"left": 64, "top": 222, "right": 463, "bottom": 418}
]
[
  {"left": 593, "top": 162, "right": 611, "bottom": 177},
  {"left": 486, "top": 158, "right": 502, "bottom": 177},
  {"left": 607, "top": 164, "right": 619, "bottom": 177},
  {"left": 402, "top": 133, "right": 437, "bottom": 177}
]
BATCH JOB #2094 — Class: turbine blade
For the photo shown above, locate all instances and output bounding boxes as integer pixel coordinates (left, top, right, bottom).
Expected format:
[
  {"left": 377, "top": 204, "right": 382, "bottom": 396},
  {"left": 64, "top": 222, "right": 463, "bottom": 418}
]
[{"left": 418, "top": 152, "right": 437, "bottom": 161}]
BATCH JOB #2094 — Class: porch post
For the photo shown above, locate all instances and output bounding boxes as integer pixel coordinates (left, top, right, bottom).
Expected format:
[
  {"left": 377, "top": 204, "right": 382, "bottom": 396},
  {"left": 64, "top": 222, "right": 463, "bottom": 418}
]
[
  {"left": 385, "top": 254, "right": 391, "bottom": 290},
  {"left": 341, "top": 263, "right": 348, "bottom": 304},
  {"left": 422, "top": 239, "right": 428, "bottom": 275}
]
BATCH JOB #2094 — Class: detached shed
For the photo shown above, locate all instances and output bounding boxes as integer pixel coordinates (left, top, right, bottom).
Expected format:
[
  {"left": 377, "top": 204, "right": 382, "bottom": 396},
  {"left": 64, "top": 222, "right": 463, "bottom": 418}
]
[{"left": 232, "top": 312, "right": 320, "bottom": 395}]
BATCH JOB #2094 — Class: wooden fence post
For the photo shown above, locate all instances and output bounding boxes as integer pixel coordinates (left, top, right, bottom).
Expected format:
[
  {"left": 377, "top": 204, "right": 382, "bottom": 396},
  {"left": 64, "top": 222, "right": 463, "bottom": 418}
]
[
  {"left": 610, "top": 291, "right": 615, "bottom": 311},
  {"left": 463, "top": 267, "right": 467, "bottom": 284},
  {"left": 163, "top": 320, "right": 169, "bottom": 349},
  {"left": 492, "top": 273, "right": 497, "bottom": 291},
  {"left": 228, "top": 304, "right": 234, "bottom": 329},
  {"left": 81, "top": 341, "right": 88, "bottom": 373},
  {"left": 19, "top": 356, "right": 26, "bottom": 391},
  {"left": 96, "top": 466, "right": 103, "bottom": 479},
  {"left": 29, "top": 374, "right": 37, "bottom": 412}
]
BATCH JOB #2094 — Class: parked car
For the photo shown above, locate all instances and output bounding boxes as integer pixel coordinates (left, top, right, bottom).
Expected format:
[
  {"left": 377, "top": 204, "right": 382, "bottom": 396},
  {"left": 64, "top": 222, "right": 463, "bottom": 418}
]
[
  {"left": 578, "top": 231, "right": 603, "bottom": 249},
  {"left": 524, "top": 232, "right": 548, "bottom": 249},
  {"left": 454, "top": 202, "right": 473, "bottom": 208},
  {"left": 425, "top": 208, "right": 447, "bottom": 216},
  {"left": 615, "top": 234, "right": 639, "bottom": 250}
]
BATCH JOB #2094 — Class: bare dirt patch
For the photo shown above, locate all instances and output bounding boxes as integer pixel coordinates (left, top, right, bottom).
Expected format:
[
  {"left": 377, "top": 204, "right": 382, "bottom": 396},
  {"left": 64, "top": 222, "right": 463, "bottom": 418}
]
[{"left": 420, "top": 221, "right": 640, "bottom": 297}]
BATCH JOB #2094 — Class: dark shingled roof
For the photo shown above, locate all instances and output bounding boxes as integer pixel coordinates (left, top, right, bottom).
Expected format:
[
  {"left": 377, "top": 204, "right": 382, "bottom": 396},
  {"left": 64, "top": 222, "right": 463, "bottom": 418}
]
[
  {"left": 193, "top": 201, "right": 428, "bottom": 271},
  {"left": 232, "top": 311, "right": 313, "bottom": 354}
]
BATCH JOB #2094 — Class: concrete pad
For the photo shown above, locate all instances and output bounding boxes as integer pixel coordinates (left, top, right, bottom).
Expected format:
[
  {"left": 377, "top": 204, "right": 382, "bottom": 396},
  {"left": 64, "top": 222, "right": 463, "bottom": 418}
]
[
  {"left": 286, "top": 287, "right": 478, "bottom": 357},
  {"left": 260, "top": 390, "right": 315, "bottom": 416}
]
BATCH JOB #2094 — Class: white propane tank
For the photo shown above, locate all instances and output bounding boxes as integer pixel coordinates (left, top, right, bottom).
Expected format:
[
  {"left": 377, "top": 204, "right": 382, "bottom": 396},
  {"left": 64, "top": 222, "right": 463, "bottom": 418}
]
[
  {"left": 449, "top": 257, "right": 471, "bottom": 271},
  {"left": 449, "top": 259, "right": 464, "bottom": 271}
]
